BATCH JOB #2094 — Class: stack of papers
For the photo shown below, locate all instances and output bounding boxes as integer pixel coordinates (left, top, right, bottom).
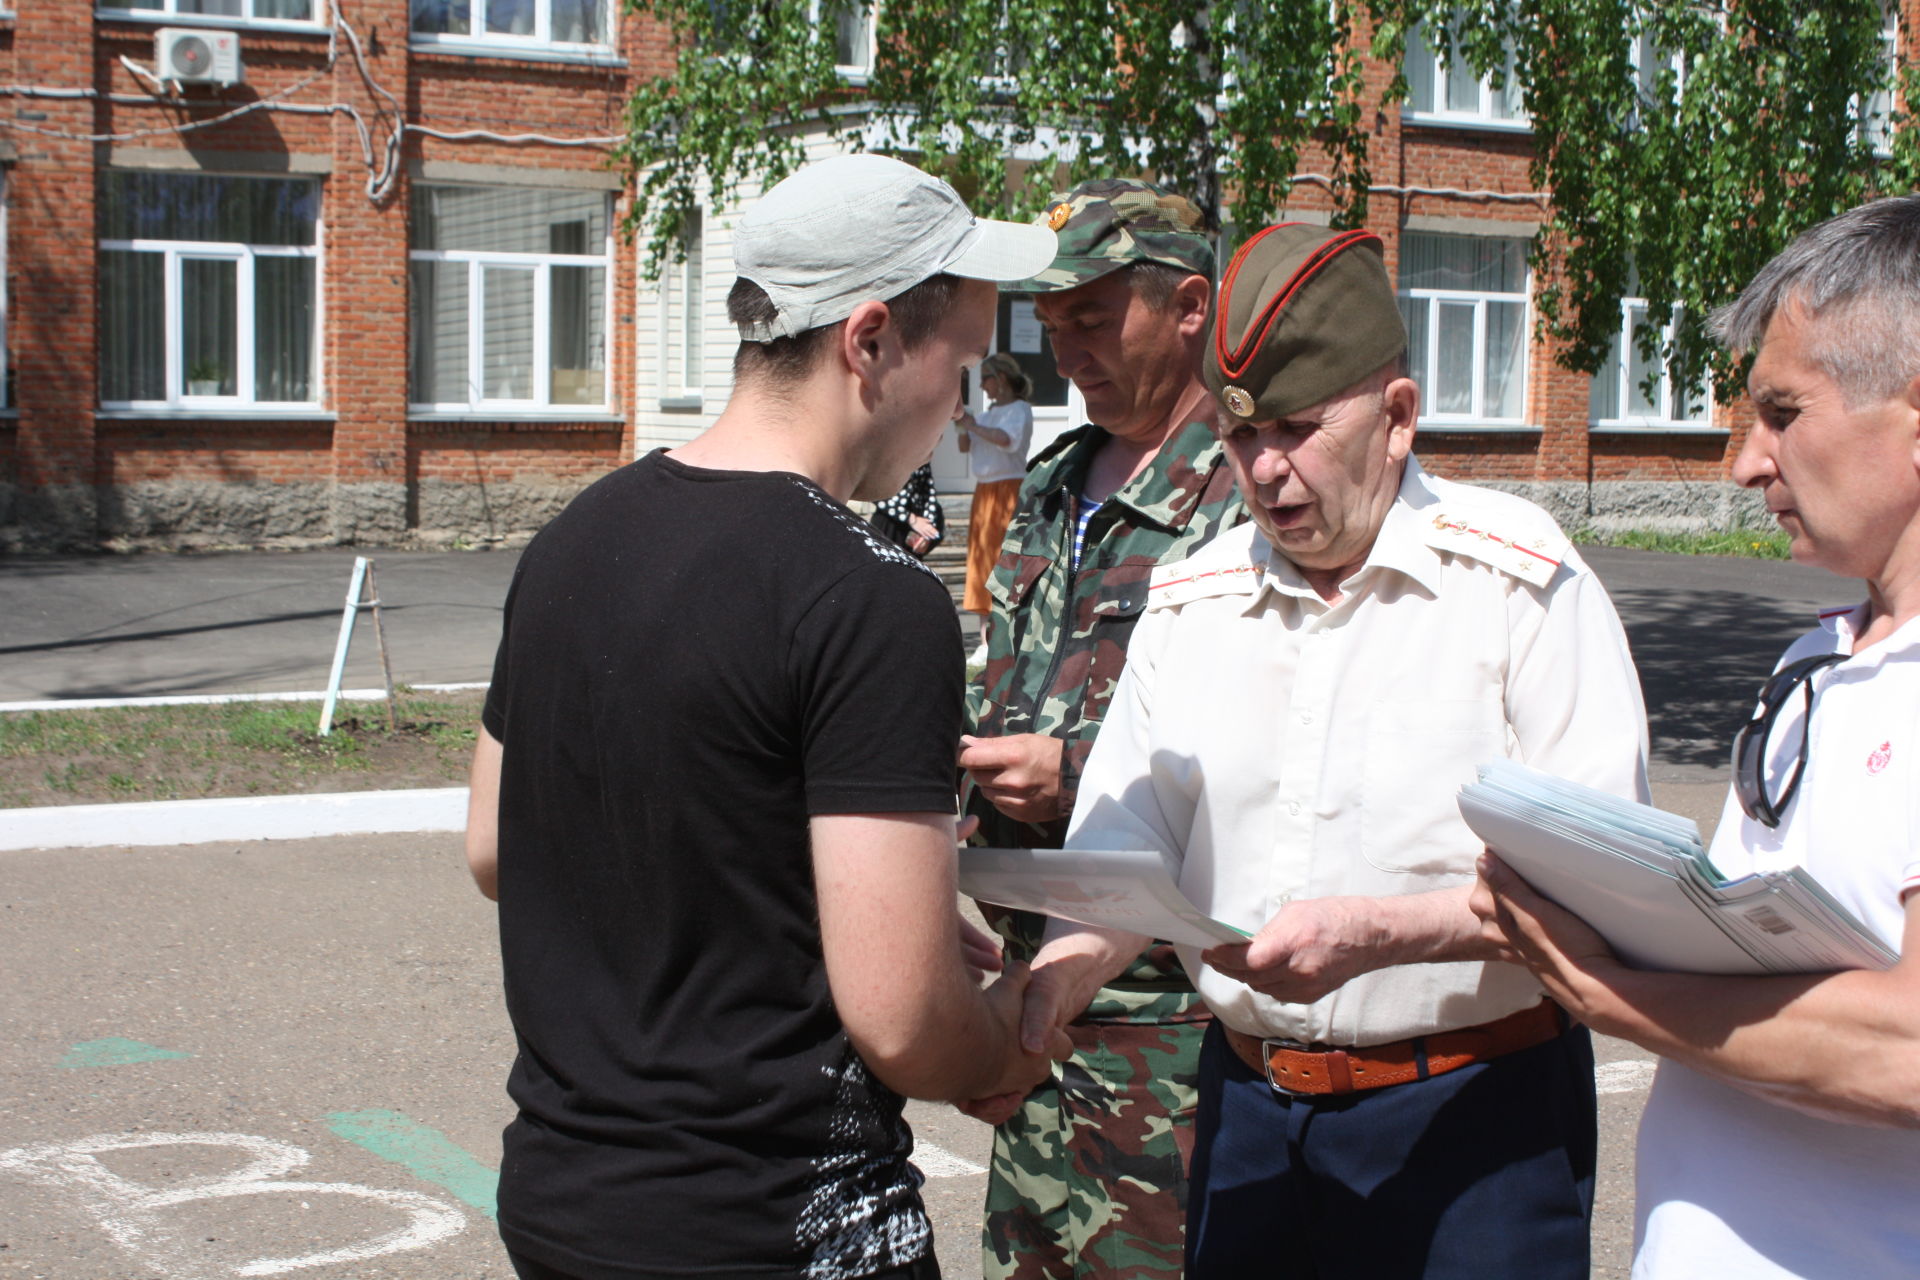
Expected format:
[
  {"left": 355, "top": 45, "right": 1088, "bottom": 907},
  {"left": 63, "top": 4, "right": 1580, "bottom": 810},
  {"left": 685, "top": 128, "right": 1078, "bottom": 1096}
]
[
  {"left": 1459, "top": 760, "right": 1895, "bottom": 975},
  {"left": 956, "top": 847, "right": 1249, "bottom": 950}
]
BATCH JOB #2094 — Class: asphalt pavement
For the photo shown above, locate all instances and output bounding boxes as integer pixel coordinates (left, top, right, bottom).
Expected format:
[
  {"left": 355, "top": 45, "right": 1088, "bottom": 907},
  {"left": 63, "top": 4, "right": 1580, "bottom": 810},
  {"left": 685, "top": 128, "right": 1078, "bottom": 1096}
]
[{"left": 0, "top": 834, "right": 1658, "bottom": 1280}]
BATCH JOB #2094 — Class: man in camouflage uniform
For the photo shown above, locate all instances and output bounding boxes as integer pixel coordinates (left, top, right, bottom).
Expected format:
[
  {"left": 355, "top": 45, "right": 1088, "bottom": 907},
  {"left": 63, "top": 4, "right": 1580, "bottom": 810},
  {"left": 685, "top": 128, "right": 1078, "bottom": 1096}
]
[{"left": 958, "top": 178, "right": 1243, "bottom": 1280}]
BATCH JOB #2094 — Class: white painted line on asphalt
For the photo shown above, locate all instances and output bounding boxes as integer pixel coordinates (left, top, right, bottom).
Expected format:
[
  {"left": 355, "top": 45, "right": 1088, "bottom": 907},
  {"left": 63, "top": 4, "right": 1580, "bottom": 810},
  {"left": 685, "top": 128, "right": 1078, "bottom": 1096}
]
[
  {"left": 0, "top": 683, "right": 489, "bottom": 714},
  {"left": 913, "top": 1141, "right": 986, "bottom": 1178},
  {"left": 1596, "top": 1059, "right": 1658, "bottom": 1094},
  {"left": 0, "top": 1131, "right": 466, "bottom": 1278},
  {"left": 0, "top": 788, "right": 470, "bottom": 852}
]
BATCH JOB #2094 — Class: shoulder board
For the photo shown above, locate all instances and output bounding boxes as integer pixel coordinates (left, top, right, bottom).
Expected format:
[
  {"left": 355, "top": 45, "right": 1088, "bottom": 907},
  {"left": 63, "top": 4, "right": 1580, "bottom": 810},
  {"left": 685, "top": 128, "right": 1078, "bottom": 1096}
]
[
  {"left": 1425, "top": 511, "right": 1569, "bottom": 589},
  {"left": 1147, "top": 525, "right": 1263, "bottom": 610}
]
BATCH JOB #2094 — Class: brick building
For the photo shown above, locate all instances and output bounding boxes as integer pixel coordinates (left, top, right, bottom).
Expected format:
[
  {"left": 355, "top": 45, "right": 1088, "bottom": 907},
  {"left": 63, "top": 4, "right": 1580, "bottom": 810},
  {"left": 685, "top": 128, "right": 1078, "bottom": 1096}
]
[{"left": 0, "top": 5, "right": 1906, "bottom": 548}]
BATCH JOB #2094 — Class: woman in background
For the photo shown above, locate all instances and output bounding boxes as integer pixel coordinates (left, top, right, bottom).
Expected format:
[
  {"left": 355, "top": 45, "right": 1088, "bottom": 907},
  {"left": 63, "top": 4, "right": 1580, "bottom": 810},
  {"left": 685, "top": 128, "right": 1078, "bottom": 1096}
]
[{"left": 953, "top": 353, "right": 1034, "bottom": 616}]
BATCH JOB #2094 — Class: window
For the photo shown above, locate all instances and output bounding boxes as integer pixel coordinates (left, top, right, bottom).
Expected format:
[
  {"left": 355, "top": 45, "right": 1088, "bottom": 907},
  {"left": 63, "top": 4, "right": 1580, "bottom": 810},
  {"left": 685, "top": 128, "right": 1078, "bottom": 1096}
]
[
  {"left": 410, "top": 0, "right": 609, "bottom": 49},
  {"left": 98, "top": 172, "right": 321, "bottom": 409},
  {"left": 105, "top": 0, "right": 320, "bottom": 25},
  {"left": 1629, "top": 26, "right": 1688, "bottom": 124},
  {"left": 660, "top": 208, "right": 704, "bottom": 401},
  {"left": 1859, "top": 2, "right": 1899, "bottom": 154},
  {"left": 409, "top": 185, "right": 611, "bottom": 412},
  {"left": 1589, "top": 299, "right": 1709, "bottom": 428},
  {"left": 1398, "top": 231, "right": 1529, "bottom": 424},
  {"left": 810, "top": 0, "right": 872, "bottom": 76},
  {"left": 1404, "top": 20, "right": 1525, "bottom": 125}
]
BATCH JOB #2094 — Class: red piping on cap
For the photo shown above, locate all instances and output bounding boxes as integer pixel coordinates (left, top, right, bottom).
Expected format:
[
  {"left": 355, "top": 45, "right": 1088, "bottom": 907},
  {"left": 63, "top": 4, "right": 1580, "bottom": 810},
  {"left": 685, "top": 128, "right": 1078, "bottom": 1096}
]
[{"left": 1214, "top": 226, "right": 1384, "bottom": 380}]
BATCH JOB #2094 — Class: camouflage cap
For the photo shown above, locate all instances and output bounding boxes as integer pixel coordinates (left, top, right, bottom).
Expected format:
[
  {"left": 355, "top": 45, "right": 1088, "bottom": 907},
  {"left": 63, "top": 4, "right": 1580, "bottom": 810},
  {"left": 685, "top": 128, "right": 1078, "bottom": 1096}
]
[
  {"left": 1203, "top": 223, "right": 1407, "bottom": 422},
  {"left": 1008, "top": 178, "right": 1215, "bottom": 294}
]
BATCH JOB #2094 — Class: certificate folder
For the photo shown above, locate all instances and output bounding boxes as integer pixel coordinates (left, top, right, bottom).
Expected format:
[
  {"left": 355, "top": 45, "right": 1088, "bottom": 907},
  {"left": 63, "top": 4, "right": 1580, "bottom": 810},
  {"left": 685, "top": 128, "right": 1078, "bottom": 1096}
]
[
  {"left": 1458, "top": 760, "right": 1895, "bottom": 975},
  {"left": 957, "top": 846, "right": 1249, "bottom": 950}
]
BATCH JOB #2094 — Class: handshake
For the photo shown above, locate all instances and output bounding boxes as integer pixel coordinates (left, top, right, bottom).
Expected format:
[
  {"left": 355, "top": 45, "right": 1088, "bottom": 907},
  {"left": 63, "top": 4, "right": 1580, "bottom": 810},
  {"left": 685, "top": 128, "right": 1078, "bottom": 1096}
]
[{"left": 951, "top": 916, "right": 1078, "bottom": 1124}]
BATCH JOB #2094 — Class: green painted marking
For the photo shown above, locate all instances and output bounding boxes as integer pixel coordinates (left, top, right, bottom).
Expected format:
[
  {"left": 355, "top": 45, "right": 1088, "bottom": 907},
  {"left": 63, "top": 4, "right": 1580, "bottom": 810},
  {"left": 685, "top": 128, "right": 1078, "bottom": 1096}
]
[
  {"left": 58, "top": 1037, "right": 191, "bottom": 1068},
  {"left": 326, "top": 1109, "right": 498, "bottom": 1220}
]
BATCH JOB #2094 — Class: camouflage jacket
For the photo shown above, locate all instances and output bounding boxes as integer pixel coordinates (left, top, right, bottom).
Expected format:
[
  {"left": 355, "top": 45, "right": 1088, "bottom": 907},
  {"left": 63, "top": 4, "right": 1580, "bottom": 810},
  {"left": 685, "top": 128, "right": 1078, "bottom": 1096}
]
[{"left": 966, "top": 415, "right": 1243, "bottom": 1023}]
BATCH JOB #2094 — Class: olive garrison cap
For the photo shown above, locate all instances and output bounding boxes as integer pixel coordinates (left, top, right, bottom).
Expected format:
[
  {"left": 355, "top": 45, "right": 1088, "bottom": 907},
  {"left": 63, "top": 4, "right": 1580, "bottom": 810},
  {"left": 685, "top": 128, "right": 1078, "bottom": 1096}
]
[
  {"left": 1008, "top": 177, "right": 1215, "bottom": 294},
  {"left": 1204, "top": 223, "right": 1407, "bottom": 422}
]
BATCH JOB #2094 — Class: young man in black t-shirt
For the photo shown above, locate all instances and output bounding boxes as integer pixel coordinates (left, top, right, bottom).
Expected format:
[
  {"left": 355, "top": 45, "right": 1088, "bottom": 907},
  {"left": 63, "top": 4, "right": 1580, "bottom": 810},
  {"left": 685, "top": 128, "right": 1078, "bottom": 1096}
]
[{"left": 464, "top": 155, "right": 1064, "bottom": 1280}]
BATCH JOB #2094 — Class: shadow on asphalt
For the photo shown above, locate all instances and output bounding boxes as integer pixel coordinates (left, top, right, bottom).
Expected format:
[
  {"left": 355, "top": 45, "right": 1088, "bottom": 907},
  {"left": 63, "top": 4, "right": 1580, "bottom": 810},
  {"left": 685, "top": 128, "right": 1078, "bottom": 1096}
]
[{"left": 1612, "top": 585, "right": 1815, "bottom": 777}]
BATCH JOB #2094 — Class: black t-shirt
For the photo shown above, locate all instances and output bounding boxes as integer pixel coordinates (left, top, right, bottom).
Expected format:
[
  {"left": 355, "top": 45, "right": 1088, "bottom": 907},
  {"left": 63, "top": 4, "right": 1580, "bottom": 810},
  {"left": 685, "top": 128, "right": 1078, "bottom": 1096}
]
[{"left": 483, "top": 450, "right": 963, "bottom": 1279}]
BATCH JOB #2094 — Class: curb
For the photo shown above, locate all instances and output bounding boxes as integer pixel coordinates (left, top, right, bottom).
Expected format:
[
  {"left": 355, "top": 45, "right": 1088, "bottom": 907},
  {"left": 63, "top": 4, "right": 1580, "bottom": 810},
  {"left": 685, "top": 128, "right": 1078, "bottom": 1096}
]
[
  {"left": 0, "top": 787, "right": 470, "bottom": 853},
  {"left": 0, "top": 682, "right": 488, "bottom": 714}
]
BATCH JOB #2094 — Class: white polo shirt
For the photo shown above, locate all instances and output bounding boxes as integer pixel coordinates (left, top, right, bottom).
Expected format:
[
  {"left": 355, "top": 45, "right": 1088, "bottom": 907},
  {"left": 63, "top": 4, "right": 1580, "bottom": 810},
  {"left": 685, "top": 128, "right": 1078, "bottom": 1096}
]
[
  {"left": 1065, "top": 457, "right": 1650, "bottom": 1046},
  {"left": 1634, "top": 606, "right": 1920, "bottom": 1280}
]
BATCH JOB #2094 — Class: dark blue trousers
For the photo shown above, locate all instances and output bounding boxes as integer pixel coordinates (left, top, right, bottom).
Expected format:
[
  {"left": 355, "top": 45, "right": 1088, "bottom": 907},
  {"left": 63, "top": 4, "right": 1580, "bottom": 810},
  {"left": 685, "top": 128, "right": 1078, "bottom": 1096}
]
[{"left": 1185, "top": 1019, "right": 1596, "bottom": 1280}]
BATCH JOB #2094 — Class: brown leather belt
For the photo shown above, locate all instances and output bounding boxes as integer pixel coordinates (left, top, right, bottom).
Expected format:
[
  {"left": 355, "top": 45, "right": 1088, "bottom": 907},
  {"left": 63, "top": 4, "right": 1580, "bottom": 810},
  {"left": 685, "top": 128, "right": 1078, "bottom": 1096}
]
[{"left": 1224, "top": 999, "right": 1569, "bottom": 1097}]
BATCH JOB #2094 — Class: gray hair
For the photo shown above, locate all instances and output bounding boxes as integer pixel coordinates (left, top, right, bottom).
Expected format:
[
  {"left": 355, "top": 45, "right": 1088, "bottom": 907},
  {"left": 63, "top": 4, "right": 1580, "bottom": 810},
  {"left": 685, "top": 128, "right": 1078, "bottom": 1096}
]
[{"left": 1712, "top": 195, "right": 1920, "bottom": 405}]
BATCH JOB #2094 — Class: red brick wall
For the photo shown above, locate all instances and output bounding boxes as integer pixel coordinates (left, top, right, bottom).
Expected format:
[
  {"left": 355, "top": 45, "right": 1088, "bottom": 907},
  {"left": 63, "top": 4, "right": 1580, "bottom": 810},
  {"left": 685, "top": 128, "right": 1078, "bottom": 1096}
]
[
  {"left": 405, "top": 422, "right": 624, "bottom": 486},
  {"left": 4, "top": 0, "right": 671, "bottom": 544},
  {"left": 97, "top": 422, "right": 332, "bottom": 485}
]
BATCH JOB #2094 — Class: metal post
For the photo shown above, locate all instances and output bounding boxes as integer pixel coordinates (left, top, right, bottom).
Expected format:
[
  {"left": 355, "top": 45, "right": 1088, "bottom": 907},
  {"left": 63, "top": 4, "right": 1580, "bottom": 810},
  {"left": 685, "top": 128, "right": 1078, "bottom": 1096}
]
[
  {"left": 319, "top": 556, "right": 370, "bottom": 737},
  {"left": 365, "top": 560, "right": 400, "bottom": 733}
]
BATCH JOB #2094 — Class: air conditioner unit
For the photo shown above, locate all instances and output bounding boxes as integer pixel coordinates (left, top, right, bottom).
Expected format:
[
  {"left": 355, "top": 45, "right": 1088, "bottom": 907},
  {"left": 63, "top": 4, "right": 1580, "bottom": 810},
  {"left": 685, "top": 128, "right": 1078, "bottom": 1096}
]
[{"left": 155, "top": 28, "right": 243, "bottom": 86}]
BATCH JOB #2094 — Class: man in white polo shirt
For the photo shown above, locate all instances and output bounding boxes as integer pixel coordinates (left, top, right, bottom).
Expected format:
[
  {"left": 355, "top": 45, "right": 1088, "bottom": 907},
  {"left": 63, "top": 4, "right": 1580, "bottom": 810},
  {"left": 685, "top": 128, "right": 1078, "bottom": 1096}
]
[{"left": 1476, "top": 195, "right": 1920, "bottom": 1278}]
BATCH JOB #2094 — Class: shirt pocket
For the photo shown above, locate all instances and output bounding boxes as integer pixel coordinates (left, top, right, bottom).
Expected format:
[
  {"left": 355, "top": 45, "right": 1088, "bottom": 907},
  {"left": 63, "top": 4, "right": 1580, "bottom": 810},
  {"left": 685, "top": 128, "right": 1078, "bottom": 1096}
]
[
  {"left": 987, "top": 552, "right": 1051, "bottom": 611},
  {"left": 1076, "top": 563, "right": 1154, "bottom": 724},
  {"left": 1360, "top": 698, "right": 1508, "bottom": 876}
]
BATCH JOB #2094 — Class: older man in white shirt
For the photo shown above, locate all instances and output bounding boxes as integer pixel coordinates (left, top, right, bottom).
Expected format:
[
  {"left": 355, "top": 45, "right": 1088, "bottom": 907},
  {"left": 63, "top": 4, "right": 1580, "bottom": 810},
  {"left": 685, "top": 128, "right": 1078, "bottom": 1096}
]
[{"left": 1015, "top": 223, "right": 1649, "bottom": 1279}]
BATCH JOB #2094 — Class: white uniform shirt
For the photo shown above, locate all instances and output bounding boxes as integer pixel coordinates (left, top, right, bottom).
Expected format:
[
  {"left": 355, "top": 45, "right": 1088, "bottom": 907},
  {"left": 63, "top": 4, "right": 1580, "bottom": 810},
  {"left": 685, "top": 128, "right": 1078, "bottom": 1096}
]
[
  {"left": 1066, "top": 457, "right": 1650, "bottom": 1046},
  {"left": 967, "top": 400, "right": 1033, "bottom": 484},
  {"left": 1634, "top": 606, "right": 1920, "bottom": 1280}
]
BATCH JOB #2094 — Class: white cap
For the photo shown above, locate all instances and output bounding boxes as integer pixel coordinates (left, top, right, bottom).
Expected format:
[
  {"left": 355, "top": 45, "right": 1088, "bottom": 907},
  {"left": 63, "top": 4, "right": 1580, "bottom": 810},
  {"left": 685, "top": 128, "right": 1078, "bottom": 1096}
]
[{"left": 732, "top": 154, "right": 1059, "bottom": 341}]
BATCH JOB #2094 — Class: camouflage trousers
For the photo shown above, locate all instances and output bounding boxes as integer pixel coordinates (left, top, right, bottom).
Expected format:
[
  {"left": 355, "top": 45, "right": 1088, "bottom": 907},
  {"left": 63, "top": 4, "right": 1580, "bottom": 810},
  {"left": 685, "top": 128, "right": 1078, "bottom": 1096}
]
[{"left": 982, "top": 1016, "right": 1209, "bottom": 1280}]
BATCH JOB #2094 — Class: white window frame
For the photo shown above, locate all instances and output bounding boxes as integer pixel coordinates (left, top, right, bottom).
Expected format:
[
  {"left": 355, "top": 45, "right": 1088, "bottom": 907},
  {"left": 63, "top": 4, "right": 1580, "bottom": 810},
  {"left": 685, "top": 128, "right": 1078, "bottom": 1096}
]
[
  {"left": 1858, "top": 1, "right": 1899, "bottom": 156},
  {"left": 1590, "top": 298, "right": 1712, "bottom": 430},
  {"left": 407, "top": 191, "right": 615, "bottom": 415},
  {"left": 1627, "top": 25, "right": 1688, "bottom": 124},
  {"left": 1399, "top": 235, "right": 1531, "bottom": 427},
  {"left": 1403, "top": 19, "right": 1529, "bottom": 131},
  {"left": 96, "top": 0, "right": 328, "bottom": 32},
  {"left": 809, "top": 0, "right": 874, "bottom": 80},
  {"left": 99, "top": 219, "right": 323, "bottom": 412},
  {"left": 657, "top": 208, "right": 705, "bottom": 407},
  {"left": 408, "top": 0, "right": 615, "bottom": 54}
]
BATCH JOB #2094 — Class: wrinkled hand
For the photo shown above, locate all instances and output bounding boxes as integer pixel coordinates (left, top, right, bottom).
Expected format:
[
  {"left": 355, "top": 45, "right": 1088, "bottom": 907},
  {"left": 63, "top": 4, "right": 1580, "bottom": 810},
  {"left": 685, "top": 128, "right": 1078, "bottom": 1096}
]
[
  {"left": 1203, "top": 896, "right": 1393, "bottom": 1005},
  {"left": 1471, "top": 853, "right": 1619, "bottom": 1017},
  {"left": 955, "top": 955, "right": 1078, "bottom": 1124},
  {"left": 958, "top": 733, "right": 1065, "bottom": 824}
]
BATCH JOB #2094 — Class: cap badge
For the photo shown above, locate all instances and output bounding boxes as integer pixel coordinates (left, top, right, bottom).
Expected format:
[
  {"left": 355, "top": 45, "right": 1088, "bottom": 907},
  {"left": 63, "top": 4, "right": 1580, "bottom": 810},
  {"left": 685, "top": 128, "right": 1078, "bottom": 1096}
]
[
  {"left": 1223, "top": 385, "right": 1256, "bottom": 418},
  {"left": 1047, "top": 202, "right": 1073, "bottom": 231}
]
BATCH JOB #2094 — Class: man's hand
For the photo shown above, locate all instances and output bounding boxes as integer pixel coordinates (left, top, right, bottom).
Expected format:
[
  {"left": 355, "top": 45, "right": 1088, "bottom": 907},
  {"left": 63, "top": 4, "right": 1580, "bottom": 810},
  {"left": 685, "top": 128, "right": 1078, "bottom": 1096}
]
[
  {"left": 954, "top": 951, "right": 1087, "bottom": 1125},
  {"left": 1471, "top": 852, "right": 1622, "bottom": 1023},
  {"left": 959, "top": 733, "right": 1066, "bottom": 823},
  {"left": 1202, "top": 896, "right": 1397, "bottom": 1004},
  {"left": 975, "top": 960, "right": 1073, "bottom": 1099},
  {"left": 959, "top": 916, "right": 1002, "bottom": 982}
]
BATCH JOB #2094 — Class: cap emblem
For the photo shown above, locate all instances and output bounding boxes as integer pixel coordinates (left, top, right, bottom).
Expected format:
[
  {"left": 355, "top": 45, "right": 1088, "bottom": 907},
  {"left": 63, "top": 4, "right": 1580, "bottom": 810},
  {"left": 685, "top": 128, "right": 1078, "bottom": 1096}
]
[
  {"left": 1047, "top": 202, "right": 1073, "bottom": 231},
  {"left": 1223, "top": 385, "right": 1256, "bottom": 418}
]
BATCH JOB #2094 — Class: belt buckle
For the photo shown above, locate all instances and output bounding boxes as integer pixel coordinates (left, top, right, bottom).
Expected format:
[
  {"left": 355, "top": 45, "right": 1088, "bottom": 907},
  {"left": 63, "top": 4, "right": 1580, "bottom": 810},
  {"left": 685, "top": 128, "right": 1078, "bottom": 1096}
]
[{"left": 1261, "top": 1037, "right": 1317, "bottom": 1098}]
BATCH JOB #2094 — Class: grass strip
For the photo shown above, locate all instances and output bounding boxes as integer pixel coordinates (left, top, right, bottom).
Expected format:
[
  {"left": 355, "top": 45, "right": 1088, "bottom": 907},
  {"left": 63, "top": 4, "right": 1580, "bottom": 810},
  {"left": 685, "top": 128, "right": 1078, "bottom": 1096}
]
[
  {"left": 0, "top": 688, "right": 484, "bottom": 809},
  {"left": 1572, "top": 528, "right": 1791, "bottom": 559}
]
